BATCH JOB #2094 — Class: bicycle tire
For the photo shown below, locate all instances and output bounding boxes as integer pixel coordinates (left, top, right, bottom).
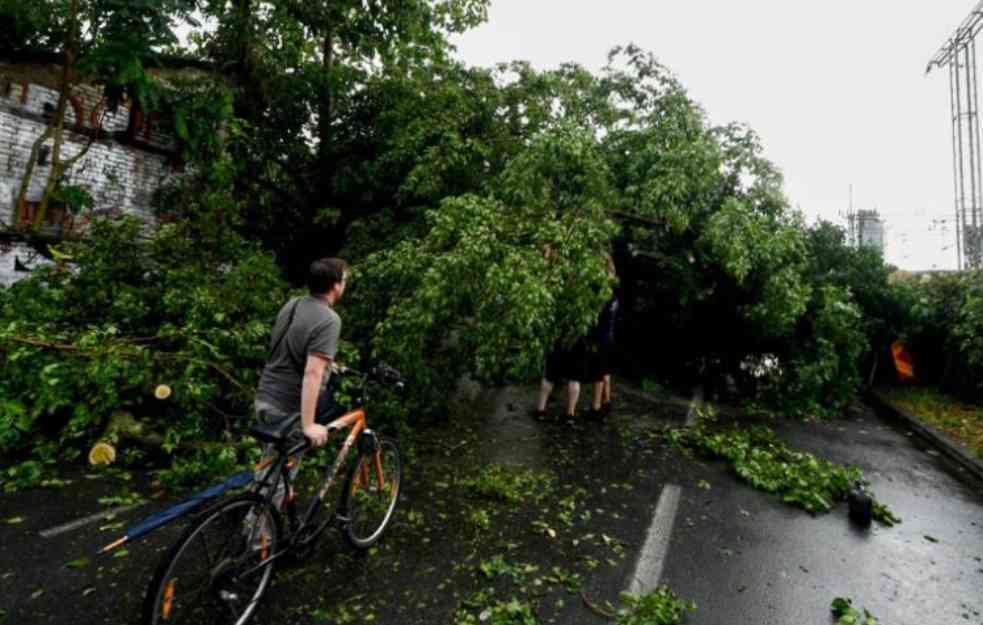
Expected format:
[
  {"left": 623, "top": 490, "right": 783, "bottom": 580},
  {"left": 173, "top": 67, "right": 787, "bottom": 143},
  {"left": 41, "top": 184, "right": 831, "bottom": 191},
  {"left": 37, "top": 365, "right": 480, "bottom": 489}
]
[
  {"left": 141, "top": 493, "right": 282, "bottom": 625},
  {"left": 341, "top": 436, "right": 402, "bottom": 549}
]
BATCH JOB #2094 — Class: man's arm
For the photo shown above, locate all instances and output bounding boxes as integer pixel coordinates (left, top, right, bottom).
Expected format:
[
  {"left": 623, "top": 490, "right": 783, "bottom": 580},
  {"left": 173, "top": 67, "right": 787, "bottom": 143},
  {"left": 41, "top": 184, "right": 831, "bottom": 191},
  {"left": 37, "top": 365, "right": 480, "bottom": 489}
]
[{"left": 300, "top": 353, "right": 331, "bottom": 447}]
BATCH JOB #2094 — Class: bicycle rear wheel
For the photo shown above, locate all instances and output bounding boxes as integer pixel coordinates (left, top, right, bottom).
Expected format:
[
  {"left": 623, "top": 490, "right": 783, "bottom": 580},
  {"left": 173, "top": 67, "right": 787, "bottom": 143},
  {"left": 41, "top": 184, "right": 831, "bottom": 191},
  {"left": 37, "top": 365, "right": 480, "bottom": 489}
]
[
  {"left": 341, "top": 435, "right": 402, "bottom": 549},
  {"left": 142, "top": 494, "right": 281, "bottom": 625}
]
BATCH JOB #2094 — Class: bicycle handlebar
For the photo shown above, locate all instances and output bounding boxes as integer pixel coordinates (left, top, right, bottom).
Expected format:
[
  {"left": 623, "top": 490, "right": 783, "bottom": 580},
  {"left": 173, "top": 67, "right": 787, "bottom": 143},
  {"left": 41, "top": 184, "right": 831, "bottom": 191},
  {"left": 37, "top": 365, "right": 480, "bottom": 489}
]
[
  {"left": 293, "top": 361, "right": 405, "bottom": 449},
  {"left": 335, "top": 361, "right": 406, "bottom": 392}
]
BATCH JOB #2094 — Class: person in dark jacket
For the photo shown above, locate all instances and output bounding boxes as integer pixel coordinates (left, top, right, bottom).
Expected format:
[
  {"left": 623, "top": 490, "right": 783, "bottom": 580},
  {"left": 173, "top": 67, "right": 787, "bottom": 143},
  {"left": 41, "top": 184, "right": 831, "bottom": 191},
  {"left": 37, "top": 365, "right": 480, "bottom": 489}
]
[{"left": 588, "top": 256, "right": 619, "bottom": 417}]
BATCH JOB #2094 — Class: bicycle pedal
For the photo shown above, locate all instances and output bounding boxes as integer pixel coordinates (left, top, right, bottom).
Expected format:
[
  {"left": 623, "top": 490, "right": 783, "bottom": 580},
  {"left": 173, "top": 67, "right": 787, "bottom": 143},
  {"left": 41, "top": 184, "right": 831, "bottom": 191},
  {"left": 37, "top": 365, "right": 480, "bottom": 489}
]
[{"left": 335, "top": 514, "right": 352, "bottom": 524}]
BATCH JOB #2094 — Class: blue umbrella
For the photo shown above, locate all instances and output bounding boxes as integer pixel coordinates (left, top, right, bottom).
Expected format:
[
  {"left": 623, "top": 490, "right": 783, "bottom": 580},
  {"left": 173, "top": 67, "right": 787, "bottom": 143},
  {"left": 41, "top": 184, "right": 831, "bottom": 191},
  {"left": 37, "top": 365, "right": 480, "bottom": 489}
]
[{"left": 99, "top": 469, "right": 253, "bottom": 554}]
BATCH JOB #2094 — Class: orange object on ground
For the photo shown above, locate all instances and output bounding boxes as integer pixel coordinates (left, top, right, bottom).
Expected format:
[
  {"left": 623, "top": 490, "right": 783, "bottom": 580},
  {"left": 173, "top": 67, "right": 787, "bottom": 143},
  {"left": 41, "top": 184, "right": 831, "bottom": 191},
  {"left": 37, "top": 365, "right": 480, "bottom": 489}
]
[{"left": 891, "top": 340, "right": 916, "bottom": 382}]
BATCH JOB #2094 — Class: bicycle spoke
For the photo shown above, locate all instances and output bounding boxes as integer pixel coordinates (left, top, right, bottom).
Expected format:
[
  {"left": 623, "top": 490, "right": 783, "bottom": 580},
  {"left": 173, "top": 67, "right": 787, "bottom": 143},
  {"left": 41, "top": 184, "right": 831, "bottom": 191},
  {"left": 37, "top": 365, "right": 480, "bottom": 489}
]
[
  {"left": 216, "top": 519, "right": 242, "bottom": 562},
  {"left": 196, "top": 531, "right": 214, "bottom": 570},
  {"left": 343, "top": 438, "right": 401, "bottom": 548},
  {"left": 159, "top": 571, "right": 214, "bottom": 623},
  {"left": 181, "top": 579, "right": 215, "bottom": 615},
  {"left": 146, "top": 497, "right": 278, "bottom": 625}
]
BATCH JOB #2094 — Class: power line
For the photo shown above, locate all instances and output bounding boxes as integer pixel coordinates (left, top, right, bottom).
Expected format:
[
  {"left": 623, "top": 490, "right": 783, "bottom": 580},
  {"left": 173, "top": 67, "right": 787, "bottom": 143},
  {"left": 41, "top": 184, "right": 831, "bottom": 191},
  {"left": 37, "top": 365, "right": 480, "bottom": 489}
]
[{"left": 927, "top": 1, "right": 983, "bottom": 270}]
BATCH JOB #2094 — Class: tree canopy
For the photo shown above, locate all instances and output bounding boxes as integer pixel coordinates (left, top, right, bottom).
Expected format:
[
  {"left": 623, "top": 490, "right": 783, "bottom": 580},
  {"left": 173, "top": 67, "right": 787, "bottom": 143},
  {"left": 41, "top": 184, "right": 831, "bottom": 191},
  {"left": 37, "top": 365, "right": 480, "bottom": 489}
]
[{"left": 0, "top": 2, "right": 917, "bottom": 490}]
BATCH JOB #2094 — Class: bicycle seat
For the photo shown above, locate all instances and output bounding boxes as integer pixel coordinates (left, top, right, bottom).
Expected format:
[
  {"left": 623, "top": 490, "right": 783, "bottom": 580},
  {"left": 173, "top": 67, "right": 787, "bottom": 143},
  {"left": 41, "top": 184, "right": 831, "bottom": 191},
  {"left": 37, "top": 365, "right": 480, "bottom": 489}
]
[{"left": 249, "top": 413, "right": 300, "bottom": 445}]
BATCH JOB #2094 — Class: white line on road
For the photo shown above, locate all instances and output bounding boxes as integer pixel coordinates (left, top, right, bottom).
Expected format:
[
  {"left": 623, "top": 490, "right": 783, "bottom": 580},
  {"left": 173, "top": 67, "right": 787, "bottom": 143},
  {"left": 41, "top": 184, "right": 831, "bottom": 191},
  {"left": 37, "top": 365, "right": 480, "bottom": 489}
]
[
  {"left": 625, "top": 483, "right": 682, "bottom": 595},
  {"left": 624, "top": 387, "right": 702, "bottom": 594},
  {"left": 39, "top": 503, "right": 144, "bottom": 539}
]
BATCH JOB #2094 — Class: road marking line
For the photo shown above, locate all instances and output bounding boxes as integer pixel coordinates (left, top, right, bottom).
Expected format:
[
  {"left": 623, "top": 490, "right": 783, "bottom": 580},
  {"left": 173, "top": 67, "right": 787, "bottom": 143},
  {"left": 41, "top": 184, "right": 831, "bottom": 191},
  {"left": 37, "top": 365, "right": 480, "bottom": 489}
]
[
  {"left": 626, "top": 483, "right": 682, "bottom": 595},
  {"left": 685, "top": 386, "right": 704, "bottom": 427},
  {"left": 39, "top": 504, "right": 143, "bottom": 539},
  {"left": 624, "top": 387, "right": 699, "bottom": 594}
]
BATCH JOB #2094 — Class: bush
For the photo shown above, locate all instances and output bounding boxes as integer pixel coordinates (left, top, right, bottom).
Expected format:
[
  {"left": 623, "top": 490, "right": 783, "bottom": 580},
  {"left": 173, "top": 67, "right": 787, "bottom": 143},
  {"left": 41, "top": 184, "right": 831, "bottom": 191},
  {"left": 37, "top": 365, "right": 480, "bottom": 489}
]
[
  {"left": 754, "top": 286, "right": 868, "bottom": 418},
  {"left": 895, "top": 271, "right": 983, "bottom": 400},
  {"left": 0, "top": 216, "right": 291, "bottom": 490}
]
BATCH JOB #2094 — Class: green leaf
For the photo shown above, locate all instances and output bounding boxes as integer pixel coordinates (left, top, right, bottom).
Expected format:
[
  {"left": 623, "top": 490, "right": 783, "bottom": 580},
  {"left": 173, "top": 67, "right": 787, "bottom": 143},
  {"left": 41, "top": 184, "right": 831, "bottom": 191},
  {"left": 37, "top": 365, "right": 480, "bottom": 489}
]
[{"left": 174, "top": 110, "right": 190, "bottom": 142}]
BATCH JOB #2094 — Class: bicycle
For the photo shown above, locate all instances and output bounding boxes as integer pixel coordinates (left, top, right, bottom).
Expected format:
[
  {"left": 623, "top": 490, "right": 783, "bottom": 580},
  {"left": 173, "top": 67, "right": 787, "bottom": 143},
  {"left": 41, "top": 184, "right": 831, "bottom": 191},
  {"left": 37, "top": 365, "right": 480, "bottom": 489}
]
[{"left": 139, "top": 363, "right": 405, "bottom": 625}]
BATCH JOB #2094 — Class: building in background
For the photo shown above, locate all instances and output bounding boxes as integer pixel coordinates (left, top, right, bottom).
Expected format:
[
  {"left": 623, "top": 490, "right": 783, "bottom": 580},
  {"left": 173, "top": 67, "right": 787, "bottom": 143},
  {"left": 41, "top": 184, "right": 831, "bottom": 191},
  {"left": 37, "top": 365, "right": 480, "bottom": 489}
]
[
  {"left": 0, "top": 52, "right": 205, "bottom": 286},
  {"left": 856, "top": 209, "right": 885, "bottom": 252},
  {"left": 847, "top": 209, "right": 886, "bottom": 254}
]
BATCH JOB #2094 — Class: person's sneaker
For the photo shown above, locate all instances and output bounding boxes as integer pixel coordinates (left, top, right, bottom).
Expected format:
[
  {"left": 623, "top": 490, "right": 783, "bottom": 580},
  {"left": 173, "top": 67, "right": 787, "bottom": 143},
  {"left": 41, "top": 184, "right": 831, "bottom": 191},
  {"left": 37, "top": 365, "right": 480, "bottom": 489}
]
[
  {"left": 529, "top": 408, "right": 549, "bottom": 421},
  {"left": 586, "top": 407, "right": 604, "bottom": 419},
  {"left": 601, "top": 401, "right": 612, "bottom": 416}
]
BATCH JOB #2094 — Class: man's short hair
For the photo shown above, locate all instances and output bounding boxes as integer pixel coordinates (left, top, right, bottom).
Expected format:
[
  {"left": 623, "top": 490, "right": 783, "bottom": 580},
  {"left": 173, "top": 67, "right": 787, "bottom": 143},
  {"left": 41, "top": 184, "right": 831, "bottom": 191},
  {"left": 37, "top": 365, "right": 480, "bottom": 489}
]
[{"left": 308, "top": 258, "right": 348, "bottom": 295}]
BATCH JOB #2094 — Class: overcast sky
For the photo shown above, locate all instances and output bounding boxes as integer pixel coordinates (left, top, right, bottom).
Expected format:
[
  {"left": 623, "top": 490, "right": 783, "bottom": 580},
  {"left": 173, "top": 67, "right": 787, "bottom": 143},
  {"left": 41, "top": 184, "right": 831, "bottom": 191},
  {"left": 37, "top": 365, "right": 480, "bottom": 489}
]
[{"left": 451, "top": 0, "right": 978, "bottom": 270}]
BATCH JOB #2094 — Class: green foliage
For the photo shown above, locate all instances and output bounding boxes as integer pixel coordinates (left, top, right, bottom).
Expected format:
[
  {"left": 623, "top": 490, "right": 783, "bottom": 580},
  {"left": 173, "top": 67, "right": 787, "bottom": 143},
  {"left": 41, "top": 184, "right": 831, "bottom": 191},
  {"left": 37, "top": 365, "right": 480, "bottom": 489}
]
[
  {"left": 478, "top": 555, "right": 530, "bottom": 582},
  {"left": 49, "top": 183, "right": 95, "bottom": 215},
  {"left": 0, "top": 216, "right": 289, "bottom": 491},
  {"left": 698, "top": 200, "right": 811, "bottom": 337},
  {"left": 353, "top": 127, "right": 617, "bottom": 412},
  {"left": 831, "top": 597, "right": 879, "bottom": 625},
  {"left": 453, "top": 598, "right": 538, "bottom": 625},
  {"left": 1, "top": 0, "right": 198, "bottom": 108},
  {"left": 950, "top": 271, "right": 983, "bottom": 394},
  {"left": 166, "top": 85, "right": 237, "bottom": 165},
  {"left": 893, "top": 271, "right": 983, "bottom": 400},
  {"left": 879, "top": 385, "right": 983, "bottom": 459},
  {"left": 459, "top": 464, "right": 554, "bottom": 505},
  {"left": 0, "top": 0, "right": 905, "bottom": 484},
  {"left": 871, "top": 501, "right": 901, "bottom": 528},
  {"left": 804, "top": 221, "right": 897, "bottom": 344},
  {"left": 616, "top": 588, "right": 695, "bottom": 625},
  {"left": 640, "top": 379, "right": 666, "bottom": 396},
  {"left": 769, "top": 286, "right": 868, "bottom": 418},
  {"left": 670, "top": 421, "right": 899, "bottom": 523}
]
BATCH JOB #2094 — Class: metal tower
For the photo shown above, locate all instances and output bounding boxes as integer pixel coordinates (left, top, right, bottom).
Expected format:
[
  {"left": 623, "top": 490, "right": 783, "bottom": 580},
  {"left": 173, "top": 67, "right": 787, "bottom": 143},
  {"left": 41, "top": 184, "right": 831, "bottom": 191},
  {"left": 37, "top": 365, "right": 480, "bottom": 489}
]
[{"left": 927, "top": 1, "right": 983, "bottom": 270}]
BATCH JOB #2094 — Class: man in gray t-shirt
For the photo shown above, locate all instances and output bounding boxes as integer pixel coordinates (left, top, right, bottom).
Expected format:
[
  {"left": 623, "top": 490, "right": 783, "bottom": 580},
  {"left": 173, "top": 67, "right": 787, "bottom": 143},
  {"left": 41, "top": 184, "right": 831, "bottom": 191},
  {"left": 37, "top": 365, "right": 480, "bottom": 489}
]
[{"left": 255, "top": 257, "right": 347, "bottom": 449}]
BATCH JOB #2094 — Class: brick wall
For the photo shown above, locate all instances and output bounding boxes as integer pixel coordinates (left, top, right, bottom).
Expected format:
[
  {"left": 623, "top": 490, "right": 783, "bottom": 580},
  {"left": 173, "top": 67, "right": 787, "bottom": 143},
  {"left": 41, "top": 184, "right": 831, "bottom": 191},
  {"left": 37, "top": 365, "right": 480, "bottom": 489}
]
[{"left": 0, "top": 63, "right": 180, "bottom": 286}]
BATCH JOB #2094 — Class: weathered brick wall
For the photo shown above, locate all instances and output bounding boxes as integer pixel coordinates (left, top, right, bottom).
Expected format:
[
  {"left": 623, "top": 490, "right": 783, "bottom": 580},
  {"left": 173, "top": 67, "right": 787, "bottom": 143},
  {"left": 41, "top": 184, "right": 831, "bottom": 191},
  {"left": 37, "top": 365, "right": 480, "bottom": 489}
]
[{"left": 0, "top": 63, "right": 180, "bottom": 286}]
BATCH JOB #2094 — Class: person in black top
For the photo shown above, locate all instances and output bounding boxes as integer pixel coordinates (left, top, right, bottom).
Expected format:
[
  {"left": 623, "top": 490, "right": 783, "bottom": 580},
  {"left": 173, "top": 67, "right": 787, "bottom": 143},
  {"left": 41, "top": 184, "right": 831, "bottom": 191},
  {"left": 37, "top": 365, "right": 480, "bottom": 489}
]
[{"left": 588, "top": 256, "right": 619, "bottom": 417}]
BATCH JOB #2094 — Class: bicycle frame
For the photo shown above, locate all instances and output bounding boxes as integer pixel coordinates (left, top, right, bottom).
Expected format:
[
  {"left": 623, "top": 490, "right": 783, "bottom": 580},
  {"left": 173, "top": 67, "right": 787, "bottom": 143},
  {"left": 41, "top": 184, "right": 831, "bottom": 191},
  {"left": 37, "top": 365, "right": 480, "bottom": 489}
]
[{"left": 244, "top": 405, "right": 386, "bottom": 566}]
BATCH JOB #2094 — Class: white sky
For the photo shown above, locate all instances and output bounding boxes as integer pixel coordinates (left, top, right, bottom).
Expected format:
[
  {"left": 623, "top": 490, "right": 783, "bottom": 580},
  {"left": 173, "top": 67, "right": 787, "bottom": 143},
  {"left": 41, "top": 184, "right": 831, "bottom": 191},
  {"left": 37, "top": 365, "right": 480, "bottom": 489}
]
[{"left": 451, "top": 0, "right": 977, "bottom": 270}]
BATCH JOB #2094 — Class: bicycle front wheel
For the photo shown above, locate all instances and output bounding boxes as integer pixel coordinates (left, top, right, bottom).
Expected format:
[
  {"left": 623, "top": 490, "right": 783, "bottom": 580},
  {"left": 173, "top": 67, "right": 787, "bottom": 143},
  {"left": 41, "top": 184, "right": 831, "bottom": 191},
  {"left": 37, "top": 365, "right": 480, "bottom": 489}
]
[
  {"left": 341, "top": 435, "right": 402, "bottom": 549},
  {"left": 142, "top": 494, "right": 281, "bottom": 625}
]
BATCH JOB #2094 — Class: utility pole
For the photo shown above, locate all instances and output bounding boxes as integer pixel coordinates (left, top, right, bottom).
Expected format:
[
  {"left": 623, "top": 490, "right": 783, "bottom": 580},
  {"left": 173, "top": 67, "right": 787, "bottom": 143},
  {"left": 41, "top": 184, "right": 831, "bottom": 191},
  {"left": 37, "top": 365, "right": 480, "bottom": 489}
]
[
  {"left": 847, "top": 184, "right": 857, "bottom": 247},
  {"left": 927, "top": 1, "right": 983, "bottom": 270},
  {"left": 849, "top": 184, "right": 854, "bottom": 247}
]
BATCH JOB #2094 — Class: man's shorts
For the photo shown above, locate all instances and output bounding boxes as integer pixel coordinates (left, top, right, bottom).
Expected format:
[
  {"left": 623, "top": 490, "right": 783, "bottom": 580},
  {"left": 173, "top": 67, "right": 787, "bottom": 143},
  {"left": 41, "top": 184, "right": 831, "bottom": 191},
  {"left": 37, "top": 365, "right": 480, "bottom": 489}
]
[
  {"left": 254, "top": 400, "right": 306, "bottom": 446},
  {"left": 544, "top": 340, "right": 589, "bottom": 383}
]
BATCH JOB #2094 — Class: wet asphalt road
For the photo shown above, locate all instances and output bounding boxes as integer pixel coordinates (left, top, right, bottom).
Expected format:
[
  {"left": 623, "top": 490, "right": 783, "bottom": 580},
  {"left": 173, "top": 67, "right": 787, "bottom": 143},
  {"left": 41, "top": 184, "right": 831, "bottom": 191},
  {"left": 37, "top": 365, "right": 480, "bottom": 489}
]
[
  {"left": 660, "top": 409, "right": 983, "bottom": 625},
  {"left": 452, "top": 383, "right": 983, "bottom": 625},
  {"left": 1, "top": 384, "right": 981, "bottom": 625}
]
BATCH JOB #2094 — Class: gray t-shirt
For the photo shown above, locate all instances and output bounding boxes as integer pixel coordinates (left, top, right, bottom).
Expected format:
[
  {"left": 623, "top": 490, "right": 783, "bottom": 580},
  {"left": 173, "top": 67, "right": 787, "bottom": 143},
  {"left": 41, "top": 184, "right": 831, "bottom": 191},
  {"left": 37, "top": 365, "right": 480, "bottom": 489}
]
[{"left": 256, "top": 295, "right": 342, "bottom": 413}]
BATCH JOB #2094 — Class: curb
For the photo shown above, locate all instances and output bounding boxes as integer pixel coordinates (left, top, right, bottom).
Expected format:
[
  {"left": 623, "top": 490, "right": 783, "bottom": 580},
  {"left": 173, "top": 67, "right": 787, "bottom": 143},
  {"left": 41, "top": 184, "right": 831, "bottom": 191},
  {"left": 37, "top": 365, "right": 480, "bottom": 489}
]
[{"left": 865, "top": 389, "right": 983, "bottom": 484}]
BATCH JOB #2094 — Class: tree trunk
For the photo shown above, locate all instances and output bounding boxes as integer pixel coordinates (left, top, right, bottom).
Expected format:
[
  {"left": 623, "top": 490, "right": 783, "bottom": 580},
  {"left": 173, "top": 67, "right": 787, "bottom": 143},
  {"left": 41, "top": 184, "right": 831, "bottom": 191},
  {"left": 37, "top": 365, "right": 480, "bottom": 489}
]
[
  {"left": 99, "top": 411, "right": 165, "bottom": 447},
  {"left": 33, "top": 0, "right": 79, "bottom": 230},
  {"left": 317, "top": 29, "right": 334, "bottom": 169},
  {"left": 13, "top": 125, "right": 54, "bottom": 227}
]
